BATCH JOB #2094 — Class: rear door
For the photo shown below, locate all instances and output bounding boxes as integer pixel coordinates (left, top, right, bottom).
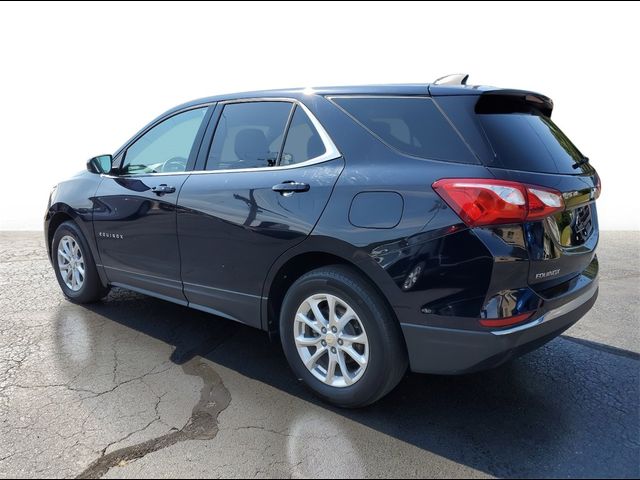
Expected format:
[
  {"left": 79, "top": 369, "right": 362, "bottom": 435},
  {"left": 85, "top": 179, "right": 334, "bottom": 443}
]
[
  {"left": 177, "top": 100, "right": 344, "bottom": 327},
  {"left": 93, "top": 106, "right": 210, "bottom": 303}
]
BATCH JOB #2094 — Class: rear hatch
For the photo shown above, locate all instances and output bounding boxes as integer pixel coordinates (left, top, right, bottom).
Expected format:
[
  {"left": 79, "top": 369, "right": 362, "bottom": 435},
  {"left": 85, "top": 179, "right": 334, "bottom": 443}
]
[{"left": 435, "top": 90, "right": 600, "bottom": 290}]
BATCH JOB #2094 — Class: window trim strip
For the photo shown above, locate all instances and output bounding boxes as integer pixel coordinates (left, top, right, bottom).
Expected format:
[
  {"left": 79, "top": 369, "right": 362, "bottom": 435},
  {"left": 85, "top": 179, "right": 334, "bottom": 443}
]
[
  {"left": 104, "top": 97, "right": 342, "bottom": 178},
  {"left": 277, "top": 104, "right": 297, "bottom": 166}
]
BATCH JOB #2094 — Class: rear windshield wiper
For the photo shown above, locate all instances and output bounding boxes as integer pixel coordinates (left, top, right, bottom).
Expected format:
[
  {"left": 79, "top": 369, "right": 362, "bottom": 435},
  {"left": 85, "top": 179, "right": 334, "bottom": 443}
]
[{"left": 572, "top": 156, "right": 590, "bottom": 169}]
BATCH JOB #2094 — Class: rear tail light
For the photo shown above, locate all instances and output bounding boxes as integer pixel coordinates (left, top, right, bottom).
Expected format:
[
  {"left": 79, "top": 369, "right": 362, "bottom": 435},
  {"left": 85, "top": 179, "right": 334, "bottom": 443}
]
[
  {"left": 432, "top": 178, "right": 564, "bottom": 227},
  {"left": 594, "top": 174, "right": 602, "bottom": 199},
  {"left": 526, "top": 187, "right": 563, "bottom": 220}
]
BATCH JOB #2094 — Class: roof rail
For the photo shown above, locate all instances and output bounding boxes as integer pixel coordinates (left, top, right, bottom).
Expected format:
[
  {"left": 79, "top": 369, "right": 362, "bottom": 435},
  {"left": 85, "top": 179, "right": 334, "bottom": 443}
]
[{"left": 433, "top": 73, "right": 469, "bottom": 86}]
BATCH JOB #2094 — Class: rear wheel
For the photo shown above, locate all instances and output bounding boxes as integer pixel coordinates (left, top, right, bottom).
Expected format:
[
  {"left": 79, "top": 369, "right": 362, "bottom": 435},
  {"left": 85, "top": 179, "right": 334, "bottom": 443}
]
[
  {"left": 280, "top": 265, "right": 407, "bottom": 408},
  {"left": 52, "top": 221, "right": 109, "bottom": 303}
]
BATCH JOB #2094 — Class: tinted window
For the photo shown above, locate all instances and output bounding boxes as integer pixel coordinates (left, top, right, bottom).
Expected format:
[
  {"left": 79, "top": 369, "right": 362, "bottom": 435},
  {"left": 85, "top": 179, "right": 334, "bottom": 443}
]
[
  {"left": 122, "top": 108, "right": 207, "bottom": 175},
  {"left": 206, "top": 102, "right": 293, "bottom": 170},
  {"left": 280, "top": 106, "right": 326, "bottom": 165},
  {"left": 478, "top": 114, "right": 589, "bottom": 174},
  {"left": 332, "top": 97, "right": 476, "bottom": 163}
]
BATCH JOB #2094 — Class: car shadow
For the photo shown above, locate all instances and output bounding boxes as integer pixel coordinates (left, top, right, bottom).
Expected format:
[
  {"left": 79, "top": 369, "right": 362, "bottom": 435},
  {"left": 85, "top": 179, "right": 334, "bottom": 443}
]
[{"left": 62, "top": 289, "right": 639, "bottom": 478}]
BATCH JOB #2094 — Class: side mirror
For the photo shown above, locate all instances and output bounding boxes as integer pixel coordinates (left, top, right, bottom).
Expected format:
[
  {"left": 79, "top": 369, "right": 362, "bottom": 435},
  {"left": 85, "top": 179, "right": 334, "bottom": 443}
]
[{"left": 87, "top": 155, "right": 113, "bottom": 174}]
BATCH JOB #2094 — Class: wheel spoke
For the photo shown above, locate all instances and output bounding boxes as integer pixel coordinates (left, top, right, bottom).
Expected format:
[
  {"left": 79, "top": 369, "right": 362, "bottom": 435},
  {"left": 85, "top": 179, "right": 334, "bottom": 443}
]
[
  {"left": 305, "top": 346, "right": 328, "bottom": 370},
  {"left": 296, "top": 312, "right": 323, "bottom": 335},
  {"left": 341, "top": 346, "right": 367, "bottom": 367},
  {"left": 336, "top": 350, "right": 353, "bottom": 386},
  {"left": 325, "top": 355, "right": 337, "bottom": 384},
  {"left": 63, "top": 240, "right": 72, "bottom": 257},
  {"left": 326, "top": 295, "right": 337, "bottom": 326},
  {"left": 309, "top": 298, "right": 327, "bottom": 327},
  {"left": 295, "top": 335, "right": 321, "bottom": 348},
  {"left": 337, "top": 307, "right": 357, "bottom": 332},
  {"left": 340, "top": 333, "right": 366, "bottom": 346}
]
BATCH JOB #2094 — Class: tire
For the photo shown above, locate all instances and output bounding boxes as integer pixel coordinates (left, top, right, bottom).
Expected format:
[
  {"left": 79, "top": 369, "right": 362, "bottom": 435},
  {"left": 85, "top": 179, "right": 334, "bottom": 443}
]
[
  {"left": 51, "top": 221, "right": 109, "bottom": 303},
  {"left": 280, "top": 265, "right": 408, "bottom": 408}
]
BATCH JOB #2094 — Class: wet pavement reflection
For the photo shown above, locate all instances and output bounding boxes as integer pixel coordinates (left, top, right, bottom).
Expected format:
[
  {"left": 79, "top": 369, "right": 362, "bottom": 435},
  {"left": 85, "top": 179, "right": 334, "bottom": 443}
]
[{"left": 0, "top": 232, "right": 638, "bottom": 478}]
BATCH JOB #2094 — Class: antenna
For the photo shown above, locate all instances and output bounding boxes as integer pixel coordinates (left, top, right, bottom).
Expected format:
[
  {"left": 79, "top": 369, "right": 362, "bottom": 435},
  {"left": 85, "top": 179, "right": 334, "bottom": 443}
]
[{"left": 433, "top": 73, "right": 469, "bottom": 86}]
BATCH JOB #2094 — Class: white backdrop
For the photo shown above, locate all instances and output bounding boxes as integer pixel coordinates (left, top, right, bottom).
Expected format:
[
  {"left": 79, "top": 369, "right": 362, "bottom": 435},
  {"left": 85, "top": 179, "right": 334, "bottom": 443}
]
[{"left": 0, "top": 1, "right": 638, "bottom": 230}]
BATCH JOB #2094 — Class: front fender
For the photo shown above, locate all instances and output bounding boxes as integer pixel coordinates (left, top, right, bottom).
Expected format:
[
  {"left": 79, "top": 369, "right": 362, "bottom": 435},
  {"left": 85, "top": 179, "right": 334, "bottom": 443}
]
[{"left": 44, "top": 171, "right": 106, "bottom": 285}]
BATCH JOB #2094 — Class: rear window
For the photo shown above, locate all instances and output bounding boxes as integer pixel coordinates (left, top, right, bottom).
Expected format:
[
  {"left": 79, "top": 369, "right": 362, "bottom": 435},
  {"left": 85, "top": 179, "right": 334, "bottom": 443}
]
[
  {"left": 478, "top": 113, "right": 589, "bottom": 175},
  {"left": 331, "top": 97, "right": 477, "bottom": 164}
]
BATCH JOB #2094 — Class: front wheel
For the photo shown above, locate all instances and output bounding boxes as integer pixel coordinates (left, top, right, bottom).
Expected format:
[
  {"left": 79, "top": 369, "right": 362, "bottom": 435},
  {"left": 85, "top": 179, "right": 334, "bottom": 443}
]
[
  {"left": 52, "top": 221, "right": 109, "bottom": 303},
  {"left": 280, "top": 265, "right": 407, "bottom": 408}
]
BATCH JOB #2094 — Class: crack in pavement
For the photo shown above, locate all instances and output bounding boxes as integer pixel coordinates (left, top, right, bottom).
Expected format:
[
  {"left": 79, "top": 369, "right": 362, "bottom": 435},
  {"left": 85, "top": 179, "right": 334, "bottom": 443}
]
[
  {"left": 0, "top": 453, "right": 15, "bottom": 463},
  {"left": 5, "top": 363, "right": 174, "bottom": 399},
  {"left": 76, "top": 359, "right": 231, "bottom": 479}
]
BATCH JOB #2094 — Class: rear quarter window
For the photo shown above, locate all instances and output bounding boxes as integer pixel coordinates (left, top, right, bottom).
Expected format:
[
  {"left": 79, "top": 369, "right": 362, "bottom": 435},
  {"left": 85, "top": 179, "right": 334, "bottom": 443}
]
[{"left": 330, "top": 96, "right": 478, "bottom": 164}]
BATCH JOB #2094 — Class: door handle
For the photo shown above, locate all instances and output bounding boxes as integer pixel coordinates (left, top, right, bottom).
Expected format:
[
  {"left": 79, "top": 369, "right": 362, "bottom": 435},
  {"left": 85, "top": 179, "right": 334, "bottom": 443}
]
[
  {"left": 151, "top": 184, "right": 176, "bottom": 195},
  {"left": 272, "top": 181, "right": 310, "bottom": 195}
]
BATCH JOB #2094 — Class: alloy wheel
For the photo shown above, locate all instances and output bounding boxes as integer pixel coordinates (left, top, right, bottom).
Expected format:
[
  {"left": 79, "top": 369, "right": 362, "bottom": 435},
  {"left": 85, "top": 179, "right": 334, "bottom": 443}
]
[
  {"left": 294, "top": 293, "right": 369, "bottom": 388},
  {"left": 57, "top": 235, "right": 85, "bottom": 291}
]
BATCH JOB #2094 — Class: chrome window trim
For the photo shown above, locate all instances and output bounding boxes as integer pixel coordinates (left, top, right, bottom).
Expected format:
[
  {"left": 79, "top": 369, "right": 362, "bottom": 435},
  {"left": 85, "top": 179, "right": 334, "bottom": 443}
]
[
  {"left": 103, "top": 97, "right": 341, "bottom": 178},
  {"left": 327, "top": 95, "right": 430, "bottom": 99}
]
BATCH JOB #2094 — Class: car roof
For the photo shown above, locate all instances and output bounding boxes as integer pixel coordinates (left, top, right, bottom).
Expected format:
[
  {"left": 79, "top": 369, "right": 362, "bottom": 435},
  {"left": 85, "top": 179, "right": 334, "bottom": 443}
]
[
  {"left": 173, "top": 83, "right": 538, "bottom": 110},
  {"left": 117, "top": 82, "right": 551, "bottom": 158}
]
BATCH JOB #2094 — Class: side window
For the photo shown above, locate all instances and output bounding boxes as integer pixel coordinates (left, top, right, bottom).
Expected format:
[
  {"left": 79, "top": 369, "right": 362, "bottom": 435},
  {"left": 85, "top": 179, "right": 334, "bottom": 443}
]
[
  {"left": 331, "top": 97, "right": 476, "bottom": 164},
  {"left": 279, "top": 106, "right": 326, "bottom": 165},
  {"left": 206, "top": 102, "right": 292, "bottom": 171},
  {"left": 121, "top": 107, "right": 207, "bottom": 175}
]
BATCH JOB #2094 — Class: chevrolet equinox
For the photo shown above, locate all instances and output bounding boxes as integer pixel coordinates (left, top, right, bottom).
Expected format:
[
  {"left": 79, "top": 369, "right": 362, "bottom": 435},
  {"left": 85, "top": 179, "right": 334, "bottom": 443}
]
[{"left": 45, "top": 75, "right": 600, "bottom": 407}]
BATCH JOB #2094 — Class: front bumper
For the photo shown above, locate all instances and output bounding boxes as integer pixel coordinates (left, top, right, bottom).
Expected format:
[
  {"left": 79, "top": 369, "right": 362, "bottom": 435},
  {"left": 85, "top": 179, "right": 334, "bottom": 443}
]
[{"left": 401, "top": 279, "right": 599, "bottom": 374}]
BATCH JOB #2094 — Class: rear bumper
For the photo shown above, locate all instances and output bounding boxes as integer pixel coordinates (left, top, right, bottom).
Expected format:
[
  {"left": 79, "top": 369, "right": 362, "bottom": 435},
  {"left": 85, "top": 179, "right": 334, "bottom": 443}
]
[{"left": 401, "top": 279, "right": 598, "bottom": 374}]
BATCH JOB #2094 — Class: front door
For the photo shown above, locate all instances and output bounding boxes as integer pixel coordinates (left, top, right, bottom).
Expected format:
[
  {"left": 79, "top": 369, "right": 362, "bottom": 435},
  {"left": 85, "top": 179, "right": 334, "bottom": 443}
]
[
  {"left": 177, "top": 100, "right": 344, "bottom": 326},
  {"left": 93, "top": 106, "right": 209, "bottom": 303}
]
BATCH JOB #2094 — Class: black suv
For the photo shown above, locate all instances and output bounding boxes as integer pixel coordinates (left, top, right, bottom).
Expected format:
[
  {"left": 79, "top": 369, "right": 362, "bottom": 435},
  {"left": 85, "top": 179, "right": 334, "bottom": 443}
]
[{"left": 45, "top": 76, "right": 600, "bottom": 407}]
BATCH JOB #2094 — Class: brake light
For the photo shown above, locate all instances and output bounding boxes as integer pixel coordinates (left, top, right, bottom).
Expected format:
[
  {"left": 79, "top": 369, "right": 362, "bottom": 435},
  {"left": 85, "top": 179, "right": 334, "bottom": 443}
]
[{"left": 432, "top": 178, "right": 564, "bottom": 227}]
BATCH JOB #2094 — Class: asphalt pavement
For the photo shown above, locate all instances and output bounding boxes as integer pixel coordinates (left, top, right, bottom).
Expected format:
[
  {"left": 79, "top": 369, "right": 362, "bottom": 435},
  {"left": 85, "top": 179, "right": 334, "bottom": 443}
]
[{"left": 0, "top": 231, "right": 638, "bottom": 478}]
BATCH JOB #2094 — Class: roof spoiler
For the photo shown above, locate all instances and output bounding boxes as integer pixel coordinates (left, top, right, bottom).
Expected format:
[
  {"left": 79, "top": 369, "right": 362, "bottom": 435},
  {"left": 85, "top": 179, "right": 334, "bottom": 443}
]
[
  {"left": 433, "top": 73, "right": 469, "bottom": 86},
  {"left": 475, "top": 89, "right": 554, "bottom": 117}
]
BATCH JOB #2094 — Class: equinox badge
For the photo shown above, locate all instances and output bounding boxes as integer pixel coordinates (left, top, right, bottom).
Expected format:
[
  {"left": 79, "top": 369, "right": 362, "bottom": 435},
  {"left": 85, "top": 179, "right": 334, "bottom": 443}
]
[{"left": 535, "top": 269, "right": 561, "bottom": 279}]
